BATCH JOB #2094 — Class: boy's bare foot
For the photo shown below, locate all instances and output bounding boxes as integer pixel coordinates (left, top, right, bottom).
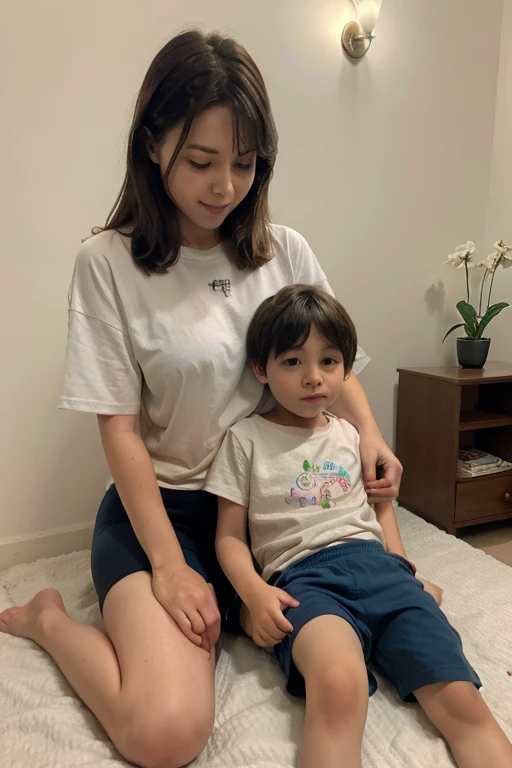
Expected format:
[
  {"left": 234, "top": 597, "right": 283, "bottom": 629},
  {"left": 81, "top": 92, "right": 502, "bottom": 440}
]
[{"left": 0, "top": 588, "right": 66, "bottom": 642}]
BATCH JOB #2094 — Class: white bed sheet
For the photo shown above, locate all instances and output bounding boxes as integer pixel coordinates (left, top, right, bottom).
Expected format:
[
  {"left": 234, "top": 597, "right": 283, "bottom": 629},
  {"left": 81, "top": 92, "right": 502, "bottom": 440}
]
[{"left": 1, "top": 507, "right": 511, "bottom": 767}]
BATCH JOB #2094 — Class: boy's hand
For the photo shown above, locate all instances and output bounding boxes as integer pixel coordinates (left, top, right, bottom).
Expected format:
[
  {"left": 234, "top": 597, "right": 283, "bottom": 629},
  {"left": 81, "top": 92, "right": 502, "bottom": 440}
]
[
  {"left": 244, "top": 584, "right": 299, "bottom": 647},
  {"left": 418, "top": 576, "right": 444, "bottom": 606}
]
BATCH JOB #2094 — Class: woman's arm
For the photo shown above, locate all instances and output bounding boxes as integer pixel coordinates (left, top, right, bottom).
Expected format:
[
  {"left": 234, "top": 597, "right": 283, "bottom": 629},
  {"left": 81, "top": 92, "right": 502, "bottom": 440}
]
[
  {"left": 98, "top": 414, "right": 186, "bottom": 569},
  {"left": 98, "top": 414, "right": 220, "bottom": 651},
  {"left": 329, "top": 372, "right": 403, "bottom": 500}
]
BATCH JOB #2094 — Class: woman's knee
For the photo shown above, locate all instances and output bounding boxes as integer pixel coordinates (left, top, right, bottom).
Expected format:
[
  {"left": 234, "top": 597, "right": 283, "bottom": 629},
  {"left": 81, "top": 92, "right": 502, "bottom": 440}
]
[{"left": 117, "top": 700, "right": 214, "bottom": 768}]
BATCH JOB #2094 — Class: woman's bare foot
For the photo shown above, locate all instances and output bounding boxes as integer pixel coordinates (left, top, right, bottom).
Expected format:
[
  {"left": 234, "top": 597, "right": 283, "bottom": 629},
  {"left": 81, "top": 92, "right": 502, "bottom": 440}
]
[{"left": 0, "top": 588, "right": 66, "bottom": 643}]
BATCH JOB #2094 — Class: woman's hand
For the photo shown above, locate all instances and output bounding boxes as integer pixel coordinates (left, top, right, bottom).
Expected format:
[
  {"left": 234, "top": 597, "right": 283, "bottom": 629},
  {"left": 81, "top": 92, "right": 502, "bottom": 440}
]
[
  {"left": 151, "top": 563, "right": 221, "bottom": 654},
  {"left": 244, "top": 584, "right": 299, "bottom": 648},
  {"left": 360, "top": 429, "right": 403, "bottom": 501}
]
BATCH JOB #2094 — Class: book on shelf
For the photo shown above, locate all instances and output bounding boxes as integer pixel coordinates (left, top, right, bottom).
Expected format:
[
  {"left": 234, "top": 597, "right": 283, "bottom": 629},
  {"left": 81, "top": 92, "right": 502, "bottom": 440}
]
[{"left": 457, "top": 449, "right": 512, "bottom": 478}]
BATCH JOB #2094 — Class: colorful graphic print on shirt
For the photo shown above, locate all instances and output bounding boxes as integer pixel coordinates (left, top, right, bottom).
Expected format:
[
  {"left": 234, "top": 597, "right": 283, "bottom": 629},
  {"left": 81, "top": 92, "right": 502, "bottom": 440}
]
[{"left": 286, "top": 460, "right": 351, "bottom": 509}]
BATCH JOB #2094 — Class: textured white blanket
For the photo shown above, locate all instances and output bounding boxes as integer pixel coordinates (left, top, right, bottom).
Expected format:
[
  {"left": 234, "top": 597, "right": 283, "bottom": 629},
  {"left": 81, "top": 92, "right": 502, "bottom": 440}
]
[{"left": 1, "top": 507, "right": 511, "bottom": 768}]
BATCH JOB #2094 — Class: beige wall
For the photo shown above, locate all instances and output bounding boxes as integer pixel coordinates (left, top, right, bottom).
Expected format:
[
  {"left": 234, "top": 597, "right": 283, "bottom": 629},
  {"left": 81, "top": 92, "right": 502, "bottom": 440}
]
[
  {"left": 0, "top": 0, "right": 506, "bottom": 560},
  {"left": 485, "top": 0, "right": 512, "bottom": 361}
]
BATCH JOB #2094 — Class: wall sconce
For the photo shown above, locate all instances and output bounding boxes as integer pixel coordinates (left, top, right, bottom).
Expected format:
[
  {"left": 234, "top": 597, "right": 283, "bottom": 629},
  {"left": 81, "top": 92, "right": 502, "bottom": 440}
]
[{"left": 342, "top": 0, "right": 381, "bottom": 58}]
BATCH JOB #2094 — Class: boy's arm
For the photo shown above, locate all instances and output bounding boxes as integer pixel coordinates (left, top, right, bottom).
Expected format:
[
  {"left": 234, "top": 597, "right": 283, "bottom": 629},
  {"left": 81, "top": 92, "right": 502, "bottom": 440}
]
[
  {"left": 375, "top": 501, "right": 443, "bottom": 605},
  {"left": 215, "top": 496, "right": 267, "bottom": 605},
  {"left": 215, "top": 496, "right": 299, "bottom": 646},
  {"left": 374, "top": 501, "right": 408, "bottom": 559}
]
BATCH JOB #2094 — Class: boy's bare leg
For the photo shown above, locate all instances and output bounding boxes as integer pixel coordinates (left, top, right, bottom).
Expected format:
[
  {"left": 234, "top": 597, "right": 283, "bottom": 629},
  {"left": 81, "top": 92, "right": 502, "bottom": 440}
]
[
  {"left": 415, "top": 681, "right": 512, "bottom": 768},
  {"left": 292, "top": 615, "right": 368, "bottom": 768}
]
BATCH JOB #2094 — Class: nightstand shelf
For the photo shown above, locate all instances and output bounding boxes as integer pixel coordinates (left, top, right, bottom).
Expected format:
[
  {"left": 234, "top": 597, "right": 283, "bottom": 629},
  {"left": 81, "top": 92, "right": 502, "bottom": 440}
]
[{"left": 396, "top": 362, "right": 512, "bottom": 535}]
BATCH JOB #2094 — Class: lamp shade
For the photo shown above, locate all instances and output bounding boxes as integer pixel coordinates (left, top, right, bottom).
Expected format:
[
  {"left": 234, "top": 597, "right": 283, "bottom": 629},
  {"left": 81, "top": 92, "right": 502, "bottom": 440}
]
[{"left": 354, "top": 0, "right": 381, "bottom": 34}]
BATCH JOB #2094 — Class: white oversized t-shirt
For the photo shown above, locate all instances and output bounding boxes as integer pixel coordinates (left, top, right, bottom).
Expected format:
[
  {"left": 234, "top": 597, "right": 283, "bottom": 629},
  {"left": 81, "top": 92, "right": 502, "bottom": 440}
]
[
  {"left": 59, "top": 224, "right": 370, "bottom": 489},
  {"left": 204, "top": 414, "right": 385, "bottom": 581}
]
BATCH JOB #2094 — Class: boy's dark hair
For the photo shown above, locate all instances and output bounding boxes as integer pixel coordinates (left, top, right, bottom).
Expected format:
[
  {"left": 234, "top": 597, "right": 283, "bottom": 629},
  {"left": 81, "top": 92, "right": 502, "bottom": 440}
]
[
  {"left": 247, "top": 284, "right": 358, "bottom": 374},
  {"left": 100, "top": 29, "right": 278, "bottom": 274}
]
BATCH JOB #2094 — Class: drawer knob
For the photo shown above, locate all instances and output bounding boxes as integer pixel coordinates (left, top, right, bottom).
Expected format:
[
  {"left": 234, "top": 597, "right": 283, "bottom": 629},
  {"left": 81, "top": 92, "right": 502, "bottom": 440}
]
[{"left": 506, "top": 493, "right": 511, "bottom": 502}]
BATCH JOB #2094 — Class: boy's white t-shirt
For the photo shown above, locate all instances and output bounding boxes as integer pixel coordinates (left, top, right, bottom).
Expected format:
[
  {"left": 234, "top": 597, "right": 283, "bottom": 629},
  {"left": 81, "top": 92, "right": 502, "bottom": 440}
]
[
  {"left": 204, "top": 414, "right": 385, "bottom": 581},
  {"left": 59, "top": 224, "right": 370, "bottom": 489}
]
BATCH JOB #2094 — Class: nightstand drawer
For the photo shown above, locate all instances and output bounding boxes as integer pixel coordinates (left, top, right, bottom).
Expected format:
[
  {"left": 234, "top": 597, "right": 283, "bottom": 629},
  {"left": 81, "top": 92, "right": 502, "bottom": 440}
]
[{"left": 455, "top": 474, "right": 512, "bottom": 522}]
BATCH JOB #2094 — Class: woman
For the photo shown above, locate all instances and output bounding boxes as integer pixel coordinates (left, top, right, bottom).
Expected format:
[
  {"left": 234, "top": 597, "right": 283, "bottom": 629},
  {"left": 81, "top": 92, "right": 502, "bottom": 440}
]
[{"left": 0, "top": 30, "right": 401, "bottom": 768}]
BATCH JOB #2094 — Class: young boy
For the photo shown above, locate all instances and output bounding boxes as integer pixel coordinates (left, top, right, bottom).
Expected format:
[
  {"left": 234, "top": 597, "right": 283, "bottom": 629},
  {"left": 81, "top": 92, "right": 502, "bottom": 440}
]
[{"left": 205, "top": 285, "right": 511, "bottom": 768}]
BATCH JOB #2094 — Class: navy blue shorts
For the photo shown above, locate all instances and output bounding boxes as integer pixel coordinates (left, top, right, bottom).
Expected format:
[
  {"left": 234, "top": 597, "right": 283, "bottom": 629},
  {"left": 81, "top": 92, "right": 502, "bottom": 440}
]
[
  {"left": 91, "top": 485, "right": 241, "bottom": 631},
  {"left": 271, "top": 541, "right": 481, "bottom": 701}
]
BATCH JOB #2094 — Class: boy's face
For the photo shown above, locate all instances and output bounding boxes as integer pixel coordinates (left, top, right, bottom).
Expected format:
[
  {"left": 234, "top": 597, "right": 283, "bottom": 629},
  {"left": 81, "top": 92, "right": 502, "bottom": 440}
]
[{"left": 252, "top": 325, "right": 347, "bottom": 427}]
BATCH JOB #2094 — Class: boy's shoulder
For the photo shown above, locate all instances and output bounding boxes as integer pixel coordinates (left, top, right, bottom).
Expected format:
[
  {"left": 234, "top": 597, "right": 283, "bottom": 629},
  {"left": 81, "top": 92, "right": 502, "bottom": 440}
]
[
  {"left": 226, "top": 414, "right": 265, "bottom": 441},
  {"left": 327, "top": 414, "right": 359, "bottom": 439},
  {"left": 227, "top": 413, "right": 359, "bottom": 443}
]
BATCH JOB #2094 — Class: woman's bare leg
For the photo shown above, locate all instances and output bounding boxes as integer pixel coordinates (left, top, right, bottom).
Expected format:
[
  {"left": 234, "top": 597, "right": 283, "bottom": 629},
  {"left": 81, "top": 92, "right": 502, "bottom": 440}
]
[{"left": 0, "top": 571, "right": 216, "bottom": 768}]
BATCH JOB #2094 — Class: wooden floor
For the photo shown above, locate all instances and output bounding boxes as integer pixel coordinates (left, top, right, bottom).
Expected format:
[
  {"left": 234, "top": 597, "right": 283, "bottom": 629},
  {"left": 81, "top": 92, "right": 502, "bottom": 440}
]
[{"left": 459, "top": 518, "right": 512, "bottom": 567}]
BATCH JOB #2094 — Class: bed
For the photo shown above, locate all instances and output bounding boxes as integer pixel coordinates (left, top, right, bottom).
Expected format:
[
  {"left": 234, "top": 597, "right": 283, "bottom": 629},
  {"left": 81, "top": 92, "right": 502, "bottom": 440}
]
[{"left": 1, "top": 507, "right": 511, "bottom": 767}]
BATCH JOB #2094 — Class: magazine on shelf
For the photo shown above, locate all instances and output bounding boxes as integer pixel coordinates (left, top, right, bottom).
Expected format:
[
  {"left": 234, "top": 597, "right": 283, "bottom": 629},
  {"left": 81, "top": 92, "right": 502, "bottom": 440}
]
[{"left": 457, "top": 449, "right": 512, "bottom": 478}]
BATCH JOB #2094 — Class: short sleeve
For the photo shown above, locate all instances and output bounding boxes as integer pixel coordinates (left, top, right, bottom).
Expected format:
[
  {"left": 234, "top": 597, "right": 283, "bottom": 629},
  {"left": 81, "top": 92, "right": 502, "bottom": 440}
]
[
  {"left": 204, "top": 428, "right": 250, "bottom": 507},
  {"left": 292, "top": 232, "right": 370, "bottom": 376},
  {"left": 59, "top": 240, "right": 142, "bottom": 414}
]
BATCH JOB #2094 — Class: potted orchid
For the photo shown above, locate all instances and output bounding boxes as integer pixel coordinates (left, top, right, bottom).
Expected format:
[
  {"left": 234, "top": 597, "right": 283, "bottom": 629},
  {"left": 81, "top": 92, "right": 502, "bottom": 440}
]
[{"left": 443, "top": 239, "right": 511, "bottom": 369}]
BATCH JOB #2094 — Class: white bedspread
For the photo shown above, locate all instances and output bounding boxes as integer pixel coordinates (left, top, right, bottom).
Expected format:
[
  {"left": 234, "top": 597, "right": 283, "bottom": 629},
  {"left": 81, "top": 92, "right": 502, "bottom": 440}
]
[{"left": 1, "top": 507, "right": 511, "bottom": 767}]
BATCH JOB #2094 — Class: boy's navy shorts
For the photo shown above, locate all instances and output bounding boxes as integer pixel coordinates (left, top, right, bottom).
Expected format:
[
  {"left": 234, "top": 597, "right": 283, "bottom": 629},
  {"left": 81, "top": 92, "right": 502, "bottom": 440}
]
[
  {"left": 271, "top": 541, "right": 481, "bottom": 701},
  {"left": 91, "top": 484, "right": 241, "bottom": 631}
]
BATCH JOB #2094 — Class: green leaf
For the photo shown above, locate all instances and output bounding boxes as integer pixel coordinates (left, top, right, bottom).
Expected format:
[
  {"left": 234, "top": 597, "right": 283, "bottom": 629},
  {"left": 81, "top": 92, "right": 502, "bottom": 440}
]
[
  {"left": 303, "top": 460, "right": 310, "bottom": 471},
  {"left": 475, "top": 302, "right": 510, "bottom": 339},
  {"left": 442, "top": 323, "right": 465, "bottom": 343},
  {"left": 487, "top": 301, "right": 509, "bottom": 314},
  {"left": 456, "top": 301, "right": 478, "bottom": 336},
  {"left": 457, "top": 301, "right": 477, "bottom": 320},
  {"left": 456, "top": 306, "right": 477, "bottom": 337}
]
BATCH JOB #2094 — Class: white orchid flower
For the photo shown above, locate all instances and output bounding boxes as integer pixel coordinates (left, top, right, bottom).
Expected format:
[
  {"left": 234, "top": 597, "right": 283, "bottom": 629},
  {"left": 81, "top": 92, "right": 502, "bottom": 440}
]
[
  {"left": 456, "top": 241, "right": 476, "bottom": 256},
  {"left": 493, "top": 240, "right": 511, "bottom": 255},
  {"left": 485, "top": 240, "right": 512, "bottom": 270},
  {"left": 493, "top": 240, "right": 512, "bottom": 269},
  {"left": 444, "top": 241, "right": 475, "bottom": 268},
  {"left": 482, "top": 252, "right": 500, "bottom": 272},
  {"left": 445, "top": 253, "right": 465, "bottom": 268}
]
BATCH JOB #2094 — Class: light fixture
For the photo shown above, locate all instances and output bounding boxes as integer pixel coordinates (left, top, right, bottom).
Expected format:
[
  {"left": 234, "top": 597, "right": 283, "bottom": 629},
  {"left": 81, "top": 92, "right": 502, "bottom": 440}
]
[{"left": 342, "top": 0, "right": 382, "bottom": 58}]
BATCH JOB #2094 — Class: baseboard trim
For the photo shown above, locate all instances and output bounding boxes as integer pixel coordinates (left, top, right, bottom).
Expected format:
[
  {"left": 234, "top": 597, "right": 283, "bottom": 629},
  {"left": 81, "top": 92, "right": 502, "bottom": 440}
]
[{"left": 0, "top": 524, "right": 94, "bottom": 572}]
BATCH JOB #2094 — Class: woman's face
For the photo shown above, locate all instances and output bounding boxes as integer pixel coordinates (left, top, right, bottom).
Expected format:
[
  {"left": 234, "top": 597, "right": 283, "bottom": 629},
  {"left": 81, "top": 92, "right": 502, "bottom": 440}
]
[{"left": 148, "top": 106, "right": 257, "bottom": 246}]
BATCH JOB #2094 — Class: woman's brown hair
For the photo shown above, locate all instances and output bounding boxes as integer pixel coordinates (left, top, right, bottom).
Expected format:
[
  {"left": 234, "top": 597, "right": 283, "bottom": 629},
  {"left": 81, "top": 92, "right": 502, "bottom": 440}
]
[{"left": 101, "top": 29, "right": 278, "bottom": 274}]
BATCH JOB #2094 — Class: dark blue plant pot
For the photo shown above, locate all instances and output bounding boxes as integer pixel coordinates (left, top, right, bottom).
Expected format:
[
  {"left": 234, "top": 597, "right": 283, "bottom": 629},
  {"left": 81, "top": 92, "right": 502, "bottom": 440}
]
[{"left": 457, "top": 338, "right": 491, "bottom": 369}]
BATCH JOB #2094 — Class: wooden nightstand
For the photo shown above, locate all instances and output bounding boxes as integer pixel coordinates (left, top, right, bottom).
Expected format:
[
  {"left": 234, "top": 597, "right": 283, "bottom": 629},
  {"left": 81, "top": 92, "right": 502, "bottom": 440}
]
[{"left": 396, "top": 362, "right": 512, "bottom": 535}]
